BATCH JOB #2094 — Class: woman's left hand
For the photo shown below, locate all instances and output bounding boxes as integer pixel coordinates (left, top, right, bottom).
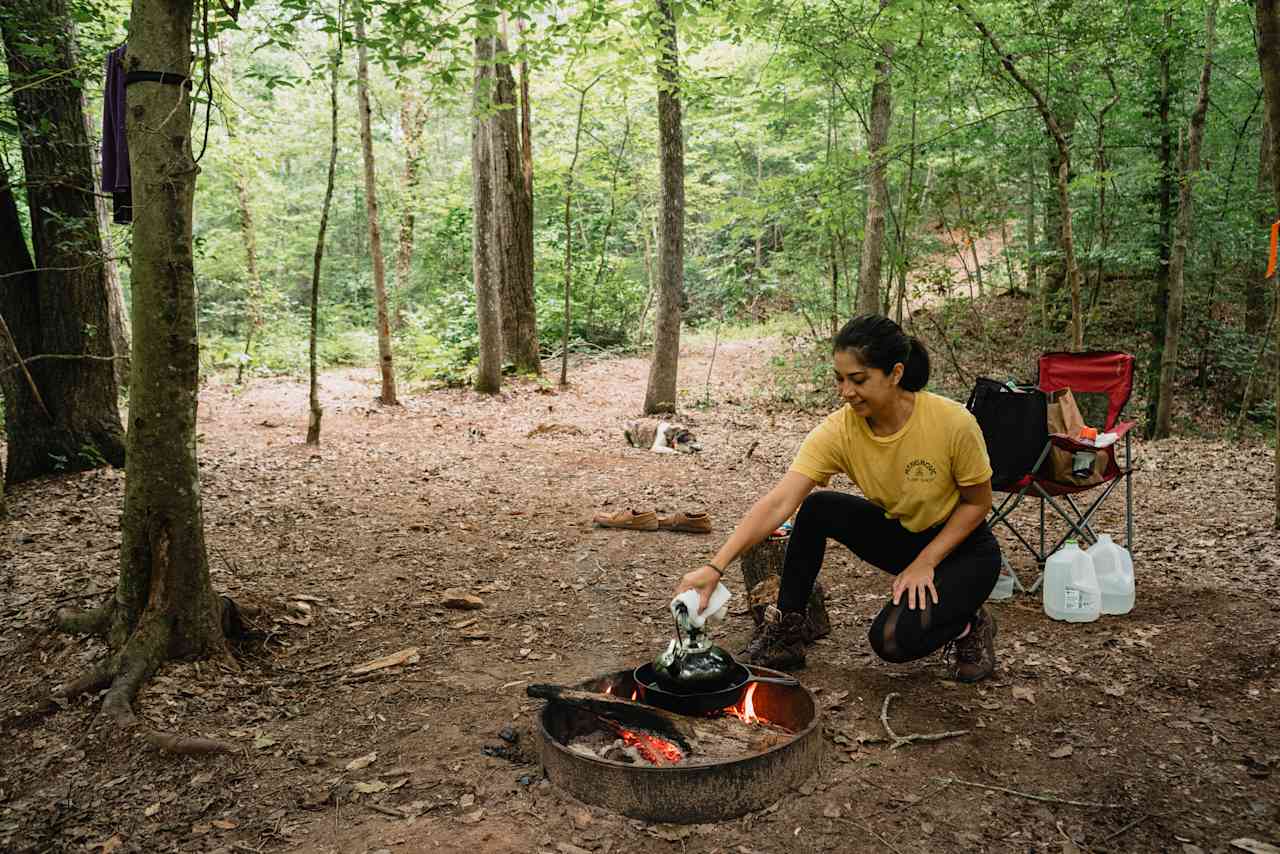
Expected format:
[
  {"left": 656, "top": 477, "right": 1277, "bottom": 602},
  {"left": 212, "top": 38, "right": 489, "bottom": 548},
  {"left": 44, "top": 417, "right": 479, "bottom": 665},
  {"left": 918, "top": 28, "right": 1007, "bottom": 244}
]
[{"left": 892, "top": 560, "right": 939, "bottom": 610}]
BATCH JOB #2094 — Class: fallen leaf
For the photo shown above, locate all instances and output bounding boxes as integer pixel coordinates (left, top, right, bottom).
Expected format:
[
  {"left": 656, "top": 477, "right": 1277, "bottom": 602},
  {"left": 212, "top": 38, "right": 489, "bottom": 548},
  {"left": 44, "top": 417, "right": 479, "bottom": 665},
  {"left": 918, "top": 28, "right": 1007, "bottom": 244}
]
[
  {"left": 459, "top": 793, "right": 475, "bottom": 808},
  {"left": 353, "top": 781, "right": 388, "bottom": 794},
  {"left": 1231, "top": 840, "right": 1280, "bottom": 854},
  {"left": 1012, "top": 686, "right": 1036, "bottom": 705},
  {"left": 557, "top": 844, "right": 592, "bottom": 854},
  {"left": 350, "top": 647, "right": 420, "bottom": 675},
  {"left": 572, "top": 808, "right": 592, "bottom": 828},
  {"left": 91, "top": 835, "right": 125, "bottom": 853},
  {"left": 822, "top": 804, "right": 841, "bottom": 819},
  {"left": 211, "top": 819, "right": 238, "bottom": 830},
  {"left": 459, "top": 808, "right": 484, "bottom": 824},
  {"left": 1103, "top": 684, "right": 1126, "bottom": 697},
  {"left": 254, "top": 734, "right": 277, "bottom": 749},
  {"left": 450, "top": 617, "right": 478, "bottom": 629},
  {"left": 144, "top": 802, "right": 161, "bottom": 817},
  {"left": 190, "top": 772, "right": 213, "bottom": 786},
  {"left": 1049, "top": 745, "right": 1074, "bottom": 759},
  {"left": 345, "top": 751, "right": 377, "bottom": 771},
  {"left": 190, "top": 823, "right": 212, "bottom": 836}
]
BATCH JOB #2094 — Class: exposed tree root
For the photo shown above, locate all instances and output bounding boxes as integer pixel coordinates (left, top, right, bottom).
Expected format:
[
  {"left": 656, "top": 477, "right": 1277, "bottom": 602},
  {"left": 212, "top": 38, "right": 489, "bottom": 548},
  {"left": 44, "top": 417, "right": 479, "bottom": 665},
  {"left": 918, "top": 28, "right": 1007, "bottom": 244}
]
[
  {"left": 54, "top": 598, "right": 115, "bottom": 637},
  {"left": 52, "top": 602, "right": 240, "bottom": 757}
]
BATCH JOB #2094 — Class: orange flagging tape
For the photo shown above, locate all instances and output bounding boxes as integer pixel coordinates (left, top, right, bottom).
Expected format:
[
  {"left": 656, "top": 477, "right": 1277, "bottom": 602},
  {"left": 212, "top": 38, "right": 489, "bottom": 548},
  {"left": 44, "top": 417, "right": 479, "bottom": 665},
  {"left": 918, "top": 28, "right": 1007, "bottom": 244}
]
[{"left": 1268, "top": 220, "right": 1280, "bottom": 278}]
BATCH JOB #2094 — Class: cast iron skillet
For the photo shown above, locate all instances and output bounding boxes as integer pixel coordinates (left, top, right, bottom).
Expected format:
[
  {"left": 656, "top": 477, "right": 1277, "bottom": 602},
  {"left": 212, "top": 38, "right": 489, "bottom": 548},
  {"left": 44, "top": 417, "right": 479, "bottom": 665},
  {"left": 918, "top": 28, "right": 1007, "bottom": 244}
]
[{"left": 632, "top": 660, "right": 799, "bottom": 715}]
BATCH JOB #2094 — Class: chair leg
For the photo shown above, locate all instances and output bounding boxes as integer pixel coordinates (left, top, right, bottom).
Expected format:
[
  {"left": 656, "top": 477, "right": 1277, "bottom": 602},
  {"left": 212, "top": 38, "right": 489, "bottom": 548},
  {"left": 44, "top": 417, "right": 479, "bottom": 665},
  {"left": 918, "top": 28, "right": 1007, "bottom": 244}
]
[{"left": 1125, "top": 432, "right": 1134, "bottom": 551}]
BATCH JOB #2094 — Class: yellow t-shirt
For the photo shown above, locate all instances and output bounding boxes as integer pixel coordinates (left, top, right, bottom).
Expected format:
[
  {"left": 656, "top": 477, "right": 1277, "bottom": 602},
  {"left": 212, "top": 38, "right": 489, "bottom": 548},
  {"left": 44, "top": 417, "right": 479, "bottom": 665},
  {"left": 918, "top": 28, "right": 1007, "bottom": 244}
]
[{"left": 789, "top": 391, "right": 993, "bottom": 532}]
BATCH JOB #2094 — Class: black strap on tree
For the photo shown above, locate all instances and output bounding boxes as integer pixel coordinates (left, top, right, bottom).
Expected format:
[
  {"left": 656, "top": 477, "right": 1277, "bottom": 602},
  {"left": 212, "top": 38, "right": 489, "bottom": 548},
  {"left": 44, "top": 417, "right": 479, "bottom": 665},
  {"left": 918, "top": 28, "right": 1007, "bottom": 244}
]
[{"left": 124, "top": 70, "right": 192, "bottom": 88}]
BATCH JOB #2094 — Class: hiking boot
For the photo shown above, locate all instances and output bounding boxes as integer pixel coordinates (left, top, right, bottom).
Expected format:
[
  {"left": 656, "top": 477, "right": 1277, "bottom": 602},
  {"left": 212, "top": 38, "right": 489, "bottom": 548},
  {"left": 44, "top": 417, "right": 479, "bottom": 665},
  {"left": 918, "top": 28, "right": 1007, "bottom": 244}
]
[
  {"left": 741, "top": 605, "right": 808, "bottom": 670},
  {"left": 591, "top": 508, "right": 659, "bottom": 530},
  {"left": 657, "top": 511, "right": 712, "bottom": 533},
  {"left": 948, "top": 606, "right": 997, "bottom": 683}
]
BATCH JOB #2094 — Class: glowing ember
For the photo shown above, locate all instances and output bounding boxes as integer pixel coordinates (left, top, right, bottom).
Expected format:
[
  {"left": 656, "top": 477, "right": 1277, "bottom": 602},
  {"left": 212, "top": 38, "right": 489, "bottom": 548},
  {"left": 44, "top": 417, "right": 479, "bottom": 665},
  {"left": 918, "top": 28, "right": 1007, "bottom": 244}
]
[{"left": 602, "top": 719, "right": 684, "bottom": 765}]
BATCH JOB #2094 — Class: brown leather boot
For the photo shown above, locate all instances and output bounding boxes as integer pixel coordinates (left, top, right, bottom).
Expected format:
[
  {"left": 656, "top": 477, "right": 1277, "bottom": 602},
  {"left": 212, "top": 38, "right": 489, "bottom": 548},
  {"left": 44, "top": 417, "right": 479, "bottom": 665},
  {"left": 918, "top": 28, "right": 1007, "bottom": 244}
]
[
  {"left": 949, "top": 606, "right": 997, "bottom": 683},
  {"left": 741, "top": 605, "right": 808, "bottom": 670}
]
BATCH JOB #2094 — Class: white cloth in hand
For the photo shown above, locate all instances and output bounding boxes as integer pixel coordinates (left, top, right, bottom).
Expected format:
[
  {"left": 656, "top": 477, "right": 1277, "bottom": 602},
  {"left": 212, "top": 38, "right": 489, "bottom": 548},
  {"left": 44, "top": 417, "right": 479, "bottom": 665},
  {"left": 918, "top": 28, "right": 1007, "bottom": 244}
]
[{"left": 671, "top": 582, "right": 732, "bottom": 629}]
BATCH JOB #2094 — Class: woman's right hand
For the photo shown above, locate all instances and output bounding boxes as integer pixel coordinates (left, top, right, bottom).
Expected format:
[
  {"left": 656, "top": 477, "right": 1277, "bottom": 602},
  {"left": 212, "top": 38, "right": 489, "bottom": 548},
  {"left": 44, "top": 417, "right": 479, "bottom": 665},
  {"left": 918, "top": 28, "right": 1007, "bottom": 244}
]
[{"left": 674, "top": 564, "right": 722, "bottom": 612}]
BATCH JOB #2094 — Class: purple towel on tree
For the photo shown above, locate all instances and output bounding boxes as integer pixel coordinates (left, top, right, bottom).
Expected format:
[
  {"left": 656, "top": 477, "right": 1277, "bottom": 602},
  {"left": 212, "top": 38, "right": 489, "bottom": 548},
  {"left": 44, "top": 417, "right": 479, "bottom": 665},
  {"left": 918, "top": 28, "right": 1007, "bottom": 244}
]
[{"left": 102, "top": 43, "right": 130, "bottom": 223}]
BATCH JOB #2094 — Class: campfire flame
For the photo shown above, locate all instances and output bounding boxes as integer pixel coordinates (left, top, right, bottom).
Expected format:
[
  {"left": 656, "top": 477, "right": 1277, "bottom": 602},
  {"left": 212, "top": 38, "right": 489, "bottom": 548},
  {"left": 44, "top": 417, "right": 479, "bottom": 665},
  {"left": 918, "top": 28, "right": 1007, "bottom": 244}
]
[{"left": 726, "top": 682, "right": 763, "bottom": 724}]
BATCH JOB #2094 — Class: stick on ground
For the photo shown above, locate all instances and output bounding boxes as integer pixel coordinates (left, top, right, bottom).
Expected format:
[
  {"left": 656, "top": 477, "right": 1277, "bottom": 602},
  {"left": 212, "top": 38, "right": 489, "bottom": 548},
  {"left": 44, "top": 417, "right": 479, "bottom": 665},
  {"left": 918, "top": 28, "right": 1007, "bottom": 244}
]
[{"left": 880, "top": 692, "right": 969, "bottom": 750}]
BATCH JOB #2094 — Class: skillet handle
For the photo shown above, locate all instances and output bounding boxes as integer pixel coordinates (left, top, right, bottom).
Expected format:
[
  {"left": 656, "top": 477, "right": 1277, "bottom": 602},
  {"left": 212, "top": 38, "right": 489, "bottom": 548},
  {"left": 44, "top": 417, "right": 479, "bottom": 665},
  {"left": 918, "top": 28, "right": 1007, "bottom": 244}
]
[{"left": 742, "top": 665, "right": 799, "bottom": 687}]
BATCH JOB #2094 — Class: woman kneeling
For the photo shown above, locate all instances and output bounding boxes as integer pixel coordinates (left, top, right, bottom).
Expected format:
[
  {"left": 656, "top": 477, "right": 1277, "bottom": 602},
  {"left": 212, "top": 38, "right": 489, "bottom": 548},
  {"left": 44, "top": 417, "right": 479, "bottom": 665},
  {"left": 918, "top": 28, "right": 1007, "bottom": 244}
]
[{"left": 673, "top": 314, "right": 1003, "bottom": 682}]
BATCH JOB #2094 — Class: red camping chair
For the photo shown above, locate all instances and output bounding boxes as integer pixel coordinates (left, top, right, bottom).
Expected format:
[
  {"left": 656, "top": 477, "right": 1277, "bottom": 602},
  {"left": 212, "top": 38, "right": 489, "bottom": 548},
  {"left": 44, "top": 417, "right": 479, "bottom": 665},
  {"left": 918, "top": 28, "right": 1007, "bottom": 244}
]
[{"left": 971, "top": 351, "right": 1137, "bottom": 593}]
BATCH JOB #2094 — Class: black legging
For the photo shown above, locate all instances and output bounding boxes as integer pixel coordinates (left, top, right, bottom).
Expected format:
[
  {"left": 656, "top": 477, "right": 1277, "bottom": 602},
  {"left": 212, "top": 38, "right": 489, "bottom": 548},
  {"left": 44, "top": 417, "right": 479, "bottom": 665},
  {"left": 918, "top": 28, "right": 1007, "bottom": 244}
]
[{"left": 777, "top": 490, "right": 1001, "bottom": 662}]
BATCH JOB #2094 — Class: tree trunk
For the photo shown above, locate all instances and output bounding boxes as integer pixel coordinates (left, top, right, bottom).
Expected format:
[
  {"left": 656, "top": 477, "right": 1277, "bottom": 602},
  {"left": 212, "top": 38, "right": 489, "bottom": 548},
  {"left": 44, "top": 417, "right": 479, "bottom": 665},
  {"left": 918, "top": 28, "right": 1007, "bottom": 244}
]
[
  {"left": 1042, "top": 109, "right": 1076, "bottom": 320},
  {"left": 562, "top": 83, "right": 594, "bottom": 386},
  {"left": 472, "top": 22, "right": 502, "bottom": 394},
  {"left": 956, "top": 3, "right": 1082, "bottom": 349},
  {"left": 1146, "top": 9, "right": 1176, "bottom": 437},
  {"left": 0, "top": 157, "right": 37, "bottom": 515},
  {"left": 1248, "top": 111, "right": 1273, "bottom": 337},
  {"left": 308, "top": 26, "right": 342, "bottom": 445},
  {"left": 355, "top": 0, "right": 399, "bottom": 405},
  {"left": 858, "top": 10, "right": 893, "bottom": 317},
  {"left": 518, "top": 21, "right": 533, "bottom": 209},
  {"left": 50, "top": 0, "right": 235, "bottom": 742},
  {"left": 0, "top": 0, "right": 126, "bottom": 485},
  {"left": 393, "top": 84, "right": 426, "bottom": 332},
  {"left": 85, "top": 108, "right": 131, "bottom": 390},
  {"left": 490, "top": 30, "right": 540, "bottom": 374},
  {"left": 1255, "top": 0, "right": 1280, "bottom": 528},
  {"left": 1025, "top": 159, "right": 1039, "bottom": 295},
  {"left": 1154, "top": 0, "right": 1218, "bottom": 439},
  {"left": 644, "top": 0, "right": 684, "bottom": 415}
]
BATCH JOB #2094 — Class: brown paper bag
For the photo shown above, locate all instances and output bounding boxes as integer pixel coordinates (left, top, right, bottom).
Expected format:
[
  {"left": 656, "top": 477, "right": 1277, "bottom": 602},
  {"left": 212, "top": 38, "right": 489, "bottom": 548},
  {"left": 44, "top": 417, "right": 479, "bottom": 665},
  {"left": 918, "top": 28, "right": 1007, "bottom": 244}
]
[{"left": 1044, "top": 389, "right": 1107, "bottom": 485}]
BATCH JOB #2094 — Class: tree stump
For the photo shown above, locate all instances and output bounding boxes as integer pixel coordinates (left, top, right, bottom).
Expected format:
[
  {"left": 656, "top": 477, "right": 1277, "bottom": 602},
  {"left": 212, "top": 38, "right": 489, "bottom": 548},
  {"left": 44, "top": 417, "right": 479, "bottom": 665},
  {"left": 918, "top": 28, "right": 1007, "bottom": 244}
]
[{"left": 739, "top": 537, "right": 830, "bottom": 642}]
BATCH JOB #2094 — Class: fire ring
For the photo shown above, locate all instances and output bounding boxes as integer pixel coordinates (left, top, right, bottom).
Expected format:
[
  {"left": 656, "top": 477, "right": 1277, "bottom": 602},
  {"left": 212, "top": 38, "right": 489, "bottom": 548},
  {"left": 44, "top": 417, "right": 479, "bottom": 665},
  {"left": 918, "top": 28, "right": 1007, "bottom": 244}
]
[{"left": 536, "top": 666, "right": 823, "bottom": 823}]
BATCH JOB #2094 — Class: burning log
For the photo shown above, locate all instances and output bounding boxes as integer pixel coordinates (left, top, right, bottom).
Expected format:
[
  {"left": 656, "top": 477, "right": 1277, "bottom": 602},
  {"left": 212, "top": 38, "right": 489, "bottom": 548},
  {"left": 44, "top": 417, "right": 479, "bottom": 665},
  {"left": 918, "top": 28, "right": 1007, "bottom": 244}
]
[{"left": 525, "top": 684, "right": 696, "bottom": 746}]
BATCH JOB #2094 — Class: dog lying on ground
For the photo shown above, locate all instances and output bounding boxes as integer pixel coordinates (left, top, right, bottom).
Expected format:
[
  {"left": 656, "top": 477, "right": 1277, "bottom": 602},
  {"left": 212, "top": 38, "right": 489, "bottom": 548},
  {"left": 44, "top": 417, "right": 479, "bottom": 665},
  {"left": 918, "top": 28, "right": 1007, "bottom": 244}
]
[{"left": 623, "top": 419, "right": 701, "bottom": 454}]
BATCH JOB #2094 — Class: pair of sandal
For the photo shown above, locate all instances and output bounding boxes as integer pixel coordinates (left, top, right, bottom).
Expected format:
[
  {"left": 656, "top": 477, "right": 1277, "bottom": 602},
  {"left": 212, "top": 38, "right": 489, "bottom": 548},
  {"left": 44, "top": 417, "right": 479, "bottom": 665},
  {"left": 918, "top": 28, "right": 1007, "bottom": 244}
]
[{"left": 592, "top": 508, "right": 712, "bottom": 533}]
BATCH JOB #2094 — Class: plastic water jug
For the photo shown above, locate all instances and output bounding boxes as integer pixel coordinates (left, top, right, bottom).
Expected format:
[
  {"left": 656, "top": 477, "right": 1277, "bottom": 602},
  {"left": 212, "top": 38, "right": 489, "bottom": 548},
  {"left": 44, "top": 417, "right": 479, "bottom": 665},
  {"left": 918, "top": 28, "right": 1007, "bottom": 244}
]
[
  {"left": 1042, "top": 540, "right": 1100, "bottom": 622},
  {"left": 1086, "top": 534, "right": 1135, "bottom": 615},
  {"left": 988, "top": 563, "right": 1016, "bottom": 601}
]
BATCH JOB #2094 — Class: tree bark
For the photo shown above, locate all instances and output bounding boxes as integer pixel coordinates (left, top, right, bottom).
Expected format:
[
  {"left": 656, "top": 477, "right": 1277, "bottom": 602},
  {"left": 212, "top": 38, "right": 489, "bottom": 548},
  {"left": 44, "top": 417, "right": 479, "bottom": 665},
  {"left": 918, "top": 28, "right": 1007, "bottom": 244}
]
[
  {"left": 1025, "top": 158, "right": 1038, "bottom": 296},
  {"left": 355, "top": 0, "right": 399, "bottom": 405},
  {"left": 394, "top": 83, "right": 426, "bottom": 332},
  {"left": 491, "top": 29, "right": 539, "bottom": 374},
  {"left": 308, "top": 25, "right": 342, "bottom": 445},
  {"left": 956, "top": 2, "right": 1082, "bottom": 349},
  {"left": 1153, "top": 0, "right": 1217, "bottom": 439},
  {"left": 85, "top": 107, "right": 131, "bottom": 390},
  {"left": 858, "top": 5, "right": 893, "bottom": 316},
  {"left": 1256, "top": 0, "right": 1280, "bottom": 527},
  {"left": 81, "top": 0, "right": 231, "bottom": 729},
  {"left": 518, "top": 20, "right": 533, "bottom": 201},
  {"left": 472, "top": 21, "right": 502, "bottom": 394},
  {"left": 644, "top": 0, "right": 684, "bottom": 415},
  {"left": 1146, "top": 9, "right": 1176, "bottom": 437},
  {"left": 0, "top": 0, "right": 126, "bottom": 485}
]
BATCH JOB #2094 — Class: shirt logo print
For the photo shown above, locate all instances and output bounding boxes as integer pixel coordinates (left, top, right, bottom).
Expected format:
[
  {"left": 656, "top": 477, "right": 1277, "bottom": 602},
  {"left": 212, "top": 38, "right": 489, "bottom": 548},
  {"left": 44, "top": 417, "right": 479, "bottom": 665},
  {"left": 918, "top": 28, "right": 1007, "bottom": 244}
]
[{"left": 905, "top": 459, "right": 937, "bottom": 482}]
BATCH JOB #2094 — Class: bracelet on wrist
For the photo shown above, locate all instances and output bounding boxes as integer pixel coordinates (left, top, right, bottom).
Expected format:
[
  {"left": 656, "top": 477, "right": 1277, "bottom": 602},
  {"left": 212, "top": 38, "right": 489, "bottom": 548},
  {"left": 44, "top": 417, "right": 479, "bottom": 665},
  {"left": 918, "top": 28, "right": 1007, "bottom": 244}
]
[{"left": 705, "top": 562, "right": 724, "bottom": 578}]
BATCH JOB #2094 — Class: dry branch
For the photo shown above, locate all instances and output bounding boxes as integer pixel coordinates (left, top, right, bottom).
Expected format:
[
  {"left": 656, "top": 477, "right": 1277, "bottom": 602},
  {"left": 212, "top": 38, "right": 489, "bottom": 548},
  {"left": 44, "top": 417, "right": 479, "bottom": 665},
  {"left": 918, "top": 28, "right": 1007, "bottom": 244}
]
[
  {"left": 880, "top": 692, "right": 969, "bottom": 750},
  {"left": 933, "top": 776, "right": 1123, "bottom": 809}
]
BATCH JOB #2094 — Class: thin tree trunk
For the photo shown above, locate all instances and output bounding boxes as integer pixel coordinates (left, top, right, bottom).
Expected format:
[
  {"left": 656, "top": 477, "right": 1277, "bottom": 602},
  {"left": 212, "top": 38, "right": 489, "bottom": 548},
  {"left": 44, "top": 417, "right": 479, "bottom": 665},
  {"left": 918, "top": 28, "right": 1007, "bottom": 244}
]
[
  {"left": 491, "top": 28, "right": 539, "bottom": 374},
  {"left": 858, "top": 3, "right": 893, "bottom": 316},
  {"left": 518, "top": 19, "right": 533, "bottom": 201},
  {"left": 355, "top": 0, "right": 398, "bottom": 405},
  {"left": 1087, "top": 67, "right": 1120, "bottom": 324},
  {"left": 1146, "top": 9, "right": 1176, "bottom": 436},
  {"left": 1249, "top": 112, "right": 1273, "bottom": 337},
  {"left": 1254, "top": 0, "right": 1280, "bottom": 527},
  {"left": 308, "top": 25, "right": 342, "bottom": 444},
  {"left": 589, "top": 116, "right": 631, "bottom": 333},
  {"left": 1154, "top": 1, "right": 1217, "bottom": 438},
  {"left": 957, "top": 2, "right": 1082, "bottom": 348},
  {"left": 472, "top": 19, "right": 502, "bottom": 394},
  {"left": 1025, "top": 158, "right": 1038, "bottom": 295},
  {"left": 561, "top": 80, "right": 597, "bottom": 386},
  {"left": 393, "top": 83, "right": 426, "bottom": 332},
  {"left": 643, "top": 0, "right": 684, "bottom": 414},
  {"left": 0, "top": 0, "right": 126, "bottom": 484}
]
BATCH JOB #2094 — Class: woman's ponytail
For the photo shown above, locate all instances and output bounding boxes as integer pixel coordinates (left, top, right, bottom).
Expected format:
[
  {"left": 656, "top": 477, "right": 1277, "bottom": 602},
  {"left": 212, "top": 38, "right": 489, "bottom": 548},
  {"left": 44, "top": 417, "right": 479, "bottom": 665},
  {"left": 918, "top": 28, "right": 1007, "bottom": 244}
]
[{"left": 899, "top": 336, "right": 931, "bottom": 391}]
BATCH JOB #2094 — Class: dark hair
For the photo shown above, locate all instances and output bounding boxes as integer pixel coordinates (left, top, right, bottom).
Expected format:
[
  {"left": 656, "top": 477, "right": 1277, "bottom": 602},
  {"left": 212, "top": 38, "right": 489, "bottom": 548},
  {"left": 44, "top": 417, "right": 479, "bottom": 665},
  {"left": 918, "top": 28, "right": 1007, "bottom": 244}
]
[{"left": 833, "top": 314, "right": 930, "bottom": 392}]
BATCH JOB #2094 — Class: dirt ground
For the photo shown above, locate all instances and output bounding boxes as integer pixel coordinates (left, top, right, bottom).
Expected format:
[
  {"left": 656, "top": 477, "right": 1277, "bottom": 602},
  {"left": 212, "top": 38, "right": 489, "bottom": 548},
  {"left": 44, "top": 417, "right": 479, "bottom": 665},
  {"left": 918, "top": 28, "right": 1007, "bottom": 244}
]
[{"left": 1, "top": 332, "right": 1278, "bottom": 854}]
